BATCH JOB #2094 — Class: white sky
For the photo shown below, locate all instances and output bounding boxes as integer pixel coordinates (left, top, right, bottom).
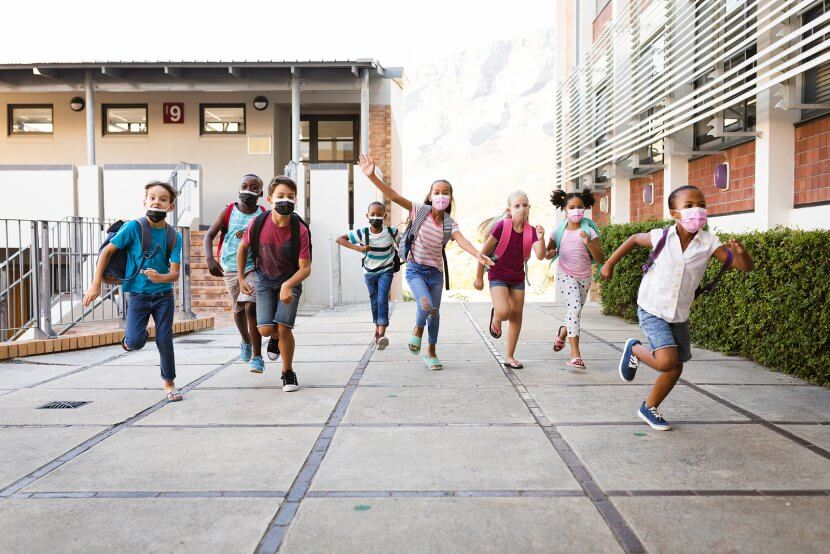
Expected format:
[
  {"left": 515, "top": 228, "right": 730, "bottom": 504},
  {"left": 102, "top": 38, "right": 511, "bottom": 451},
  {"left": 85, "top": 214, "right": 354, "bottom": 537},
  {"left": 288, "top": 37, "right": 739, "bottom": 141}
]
[{"left": 2, "top": 0, "right": 555, "bottom": 68}]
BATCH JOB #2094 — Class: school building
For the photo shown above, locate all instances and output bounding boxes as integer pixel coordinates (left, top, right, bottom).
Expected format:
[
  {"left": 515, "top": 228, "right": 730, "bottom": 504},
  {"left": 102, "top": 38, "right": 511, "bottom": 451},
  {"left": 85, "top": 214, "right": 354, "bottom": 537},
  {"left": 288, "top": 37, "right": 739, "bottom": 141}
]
[
  {"left": 552, "top": 0, "right": 830, "bottom": 232},
  {"left": 0, "top": 59, "right": 404, "bottom": 313}
]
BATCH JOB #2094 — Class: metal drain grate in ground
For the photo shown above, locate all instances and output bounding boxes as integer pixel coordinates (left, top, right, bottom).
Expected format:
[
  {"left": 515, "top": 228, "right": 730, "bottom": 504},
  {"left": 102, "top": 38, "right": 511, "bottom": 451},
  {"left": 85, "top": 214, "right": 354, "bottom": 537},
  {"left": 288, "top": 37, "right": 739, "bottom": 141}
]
[
  {"left": 38, "top": 401, "right": 91, "bottom": 409},
  {"left": 177, "top": 339, "right": 215, "bottom": 344}
]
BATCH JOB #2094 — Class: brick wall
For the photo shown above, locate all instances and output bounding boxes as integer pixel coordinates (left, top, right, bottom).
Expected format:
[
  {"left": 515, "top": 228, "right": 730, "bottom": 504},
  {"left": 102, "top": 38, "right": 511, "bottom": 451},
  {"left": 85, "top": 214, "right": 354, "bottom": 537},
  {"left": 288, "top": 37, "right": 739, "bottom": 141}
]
[
  {"left": 630, "top": 170, "right": 665, "bottom": 221},
  {"left": 688, "top": 141, "right": 755, "bottom": 214},
  {"left": 189, "top": 230, "right": 233, "bottom": 314},
  {"left": 593, "top": 1, "right": 613, "bottom": 42},
  {"left": 369, "top": 105, "right": 394, "bottom": 219},
  {"left": 794, "top": 114, "right": 830, "bottom": 206},
  {"left": 591, "top": 188, "right": 611, "bottom": 226}
]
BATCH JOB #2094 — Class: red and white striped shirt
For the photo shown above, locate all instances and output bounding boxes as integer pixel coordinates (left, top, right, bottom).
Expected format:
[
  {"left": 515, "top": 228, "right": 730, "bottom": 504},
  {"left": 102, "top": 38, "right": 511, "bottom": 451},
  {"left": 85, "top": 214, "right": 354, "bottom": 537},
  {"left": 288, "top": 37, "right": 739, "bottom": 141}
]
[{"left": 408, "top": 202, "right": 458, "bottom": 271}]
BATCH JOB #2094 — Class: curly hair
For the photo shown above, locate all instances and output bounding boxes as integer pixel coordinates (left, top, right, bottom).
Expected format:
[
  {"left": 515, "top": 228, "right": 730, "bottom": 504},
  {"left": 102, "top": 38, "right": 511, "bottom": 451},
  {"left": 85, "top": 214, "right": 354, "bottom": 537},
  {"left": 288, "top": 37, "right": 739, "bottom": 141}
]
[{"left": 550, "top": 188, "right": 596, "bottom": 211}]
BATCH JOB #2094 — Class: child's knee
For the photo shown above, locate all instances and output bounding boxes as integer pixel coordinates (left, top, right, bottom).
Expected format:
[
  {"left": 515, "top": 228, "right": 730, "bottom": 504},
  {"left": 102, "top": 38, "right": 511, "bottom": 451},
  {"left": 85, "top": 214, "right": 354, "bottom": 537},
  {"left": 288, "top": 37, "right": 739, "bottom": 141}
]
[
  {"left": 428, "top": 307, "right": 439, "bottom": 320},
  {"left": 418, "top": 295, "right": 432, "bottom": 312},
  {"left": 257, "top": 325, "right": 275, "bottom": 337},
  {"left": 277, "top": 324, "right": 293, "bottom": 339},
  {"left": 244, "top": 302, "right": 257, "bottom": 316}
]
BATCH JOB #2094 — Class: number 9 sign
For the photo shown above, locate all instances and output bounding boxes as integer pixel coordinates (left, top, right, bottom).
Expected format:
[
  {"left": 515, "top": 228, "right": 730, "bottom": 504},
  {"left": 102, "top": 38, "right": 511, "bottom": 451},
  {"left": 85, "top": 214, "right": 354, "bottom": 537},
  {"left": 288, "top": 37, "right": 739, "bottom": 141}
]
[{"left": 163, "top": 103, "right": 184, "bottom": 124}]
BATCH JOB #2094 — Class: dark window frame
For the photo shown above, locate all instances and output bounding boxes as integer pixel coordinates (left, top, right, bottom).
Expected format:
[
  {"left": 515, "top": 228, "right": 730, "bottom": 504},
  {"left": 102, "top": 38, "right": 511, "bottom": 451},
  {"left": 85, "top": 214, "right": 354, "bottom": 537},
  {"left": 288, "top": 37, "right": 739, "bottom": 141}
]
[
  {"left": 299, "top": 114, "right": 359, "bottom": 163},
  {"left": 801, "top": 0, "right": 830, "bottom": 121},
  {"left": 102, "top": 103, "right": 149, "bottom": 136},
  {"left": 199, "top": 103, "right": 247, "bottom": 135},
  {"left": 7, "top": 104, "right": 54, "bottom": 136}
]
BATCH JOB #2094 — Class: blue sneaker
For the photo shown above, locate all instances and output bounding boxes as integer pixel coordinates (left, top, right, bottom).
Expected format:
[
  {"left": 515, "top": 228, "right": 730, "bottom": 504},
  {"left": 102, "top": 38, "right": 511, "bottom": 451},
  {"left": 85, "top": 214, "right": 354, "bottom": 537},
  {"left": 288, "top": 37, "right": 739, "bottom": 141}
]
[
  {"left": 619, "top": 339, "right": 640, "bottom": 382},
  {"left": 240, "top": 342, "right": 253, "bottom": 363},
  {"left": 249, "top": 356, "right": 264, "bottom": 374},
  {"left": 638, "top": 402, "right": 672, "bottom": 431}
]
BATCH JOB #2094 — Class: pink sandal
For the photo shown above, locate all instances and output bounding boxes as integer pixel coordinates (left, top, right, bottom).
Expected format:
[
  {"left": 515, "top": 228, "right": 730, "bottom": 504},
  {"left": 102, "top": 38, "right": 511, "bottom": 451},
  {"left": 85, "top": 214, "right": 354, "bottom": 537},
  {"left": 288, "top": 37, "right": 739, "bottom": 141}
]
[
  {"left": 553, "top": 326, "right": 566, "bottom": 352},
  {"left": 566, "top": 358, "right": 587, "bottom": 370}
]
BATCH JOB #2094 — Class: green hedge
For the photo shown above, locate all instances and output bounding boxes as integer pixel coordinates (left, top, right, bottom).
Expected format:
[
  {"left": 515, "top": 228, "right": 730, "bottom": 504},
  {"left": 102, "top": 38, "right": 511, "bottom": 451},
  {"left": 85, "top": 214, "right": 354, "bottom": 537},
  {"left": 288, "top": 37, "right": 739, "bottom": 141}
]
[{"left": 598, "top": 222, "right": 830, "bottom": 386}]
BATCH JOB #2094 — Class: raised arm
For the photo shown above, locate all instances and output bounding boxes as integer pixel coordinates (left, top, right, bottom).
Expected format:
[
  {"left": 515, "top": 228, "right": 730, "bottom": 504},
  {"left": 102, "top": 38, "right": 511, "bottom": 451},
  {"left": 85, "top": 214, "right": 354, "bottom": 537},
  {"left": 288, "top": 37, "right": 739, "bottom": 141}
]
[
  {"left": 713, "top": 238, "right": 754, "bottom": 272},
  {"left": 358, "top": 154, "right": 412, "bottom": 212},
  {"left": 452, "top": 230, "right": 494, "bottom": 268},
  {"left": 601, "top": 232, "right": 652, "bottom": 281}
]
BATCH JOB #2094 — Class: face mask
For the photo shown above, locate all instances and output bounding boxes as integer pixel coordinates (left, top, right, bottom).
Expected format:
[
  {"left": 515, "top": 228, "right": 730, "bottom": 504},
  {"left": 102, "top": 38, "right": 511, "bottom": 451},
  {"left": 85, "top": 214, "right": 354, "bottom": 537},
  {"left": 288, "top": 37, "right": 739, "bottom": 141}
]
[
  {"left": 431, "top": 194, "right": 450, "bottom": 211},
  {"left": 368, "top": 217, "right": 384, "bottom": 228},
  {"left": 567, "top": 208, "right": 585, "bottom": 223},
  {"left": 676, "top": 207, "right": 708, "bottom": 233},
  {"left": 274, "top": 199, "right": 295, "bottom": 215},
  {"left": 239, "top": 190, "right": 259, "bottom": 205},
  {"left": 146, "top": 208, "right": 168, "bottom": 223},
  {"left": 510, "top": 204, "right": 529, "bottom": 222}
]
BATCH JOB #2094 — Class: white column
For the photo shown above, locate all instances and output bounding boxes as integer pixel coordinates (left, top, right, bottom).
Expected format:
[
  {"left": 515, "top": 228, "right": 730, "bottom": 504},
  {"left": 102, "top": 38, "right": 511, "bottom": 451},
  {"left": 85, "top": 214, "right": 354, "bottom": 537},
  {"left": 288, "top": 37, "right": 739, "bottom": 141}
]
[
  {"left": 662, "top": 152, "right": 689, "bottom": 219},
  {"left": 291, "top": 73, "right": 301, "bottom": 163},
  {"left": 360, "top": 68, "right": 369, "bottom": 156},
  {"left": 84, "top": 71, "right": 96, "bottom": 166},
  {"left": 610, "top": 177, "right": 631, "bottom": 223}
]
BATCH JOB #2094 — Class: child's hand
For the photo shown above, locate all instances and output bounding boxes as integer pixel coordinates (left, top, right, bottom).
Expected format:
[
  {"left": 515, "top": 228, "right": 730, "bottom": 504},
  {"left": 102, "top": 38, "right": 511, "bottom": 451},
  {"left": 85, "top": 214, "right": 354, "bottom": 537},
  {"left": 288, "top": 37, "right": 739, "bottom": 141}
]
[
  {"left": 358, "top": 154, "right": 376, "bottom": 178},
  {"left": 235, "top": 230, "right": 244, "bottom": 239},
  {"left": 357, "top": 244, "right": 371, "bottom": 253},
  {"left": 478, "top": 253, "right": 494, "bottom": 267},
  {"left": 725, "top": 238, "right": 746, "bottom": 255},
  {"left": 279, "top": 283, "right": 295, "bottom": 304},
  {"left": 207, "top": 259, "right": 224, "bottom": 278},
  {"left": 239, "top": 278, "right": 253, "bottom": 296},
  {"left": 82, "top": 285, "right": 100, "bottom": 308},
  {"left": 580, "top": 230, "right": 590, "bottom": 245},
  {"left": 600, "top": 263, "right": 614, "bottom": 281},
  {"left": 143, "top": 269, "right": 165, "bottom": 283},
  {"left": 535, "top": 225, "right": 545, "bottom": 240},
  {"left": 473, "top": 277, "right": 484, "bottom": 291},
  {"left": 545, "top": 248, "right": 556, "bottom": 260}
]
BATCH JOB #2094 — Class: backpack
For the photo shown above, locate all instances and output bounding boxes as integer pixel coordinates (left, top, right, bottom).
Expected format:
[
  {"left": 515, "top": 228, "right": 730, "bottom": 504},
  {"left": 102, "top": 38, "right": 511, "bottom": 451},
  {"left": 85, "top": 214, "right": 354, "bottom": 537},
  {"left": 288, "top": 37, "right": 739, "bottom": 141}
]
[
  {"left": 99, "top": 218, "right": 178, "bottom": 285},
  {"left": 248, "top": 211, "right": 312, "bottom": 276},
  {"left": 359, "top": 226, "right": 400, "bottom": 273},
  {"left": 550, "top": 217, "right": 603, "bottom": 278},
  {"left": 490, "top": 216, "right": 536, "bottom": 284},
  {"left": 399, "top": 205, "right": 454, "bottom": 290},
  {"left": 215, "top": 202, "right": 266, "bottom": 259},
  {"left": 642, "top": 226, "right": 734, "bottom": 298}
]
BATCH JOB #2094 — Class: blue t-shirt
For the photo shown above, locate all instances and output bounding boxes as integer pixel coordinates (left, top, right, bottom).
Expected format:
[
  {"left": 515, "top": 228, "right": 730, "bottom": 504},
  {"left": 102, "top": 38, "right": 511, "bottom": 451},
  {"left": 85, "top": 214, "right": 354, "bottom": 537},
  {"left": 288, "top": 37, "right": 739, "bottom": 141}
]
[{"left": 110, "top": 220, "right": 182, "bottom": 294}]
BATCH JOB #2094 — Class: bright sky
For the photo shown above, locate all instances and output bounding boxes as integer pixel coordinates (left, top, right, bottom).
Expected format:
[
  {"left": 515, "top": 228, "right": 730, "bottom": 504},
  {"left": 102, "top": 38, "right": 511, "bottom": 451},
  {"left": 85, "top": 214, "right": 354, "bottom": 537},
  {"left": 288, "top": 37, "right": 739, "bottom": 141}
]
[{"left": 2, "top": 0, "right": 554, "bottom": 68}]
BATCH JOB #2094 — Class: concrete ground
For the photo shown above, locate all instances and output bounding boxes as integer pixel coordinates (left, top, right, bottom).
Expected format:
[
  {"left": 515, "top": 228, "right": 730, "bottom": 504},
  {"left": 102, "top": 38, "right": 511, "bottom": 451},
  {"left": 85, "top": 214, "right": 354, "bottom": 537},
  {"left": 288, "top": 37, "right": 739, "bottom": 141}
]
[{"left": 0, "top": 301, "right": 828, "bottom": 553}]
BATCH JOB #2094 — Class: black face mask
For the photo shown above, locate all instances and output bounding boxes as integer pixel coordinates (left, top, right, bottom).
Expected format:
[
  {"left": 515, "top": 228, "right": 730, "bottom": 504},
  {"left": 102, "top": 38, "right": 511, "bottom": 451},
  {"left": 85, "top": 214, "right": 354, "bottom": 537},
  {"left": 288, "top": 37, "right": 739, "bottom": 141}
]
[
  {"left": 368, "top": 217, "right": 384, "bottom": 228},
  {"left": 274, "top": 201, "right": 294, "bottom": 215},
  {"left": 146, "top": 208, "right": 167, "bottom": 223},
  {"left": 239, "top": 191, "right": 259, "bottom": 206}
]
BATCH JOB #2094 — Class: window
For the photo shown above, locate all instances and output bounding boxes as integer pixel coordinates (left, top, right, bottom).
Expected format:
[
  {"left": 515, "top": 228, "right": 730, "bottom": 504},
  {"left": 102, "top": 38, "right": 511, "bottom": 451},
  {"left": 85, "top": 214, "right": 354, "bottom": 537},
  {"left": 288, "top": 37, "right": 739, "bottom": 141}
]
[
  {"left": 103, "top": 104, "right": 147, "bottom": 135},
  {"left": 299, "top": 116, "right": 358, "bottom": 163},
  {"left": 200, "top": 104, "right": 246, "bottom": 134},
  {"left": 7, "top": 105, "right": 53, "bottom": 135},
  {"left": 802, "top": 0, "right": 830, "bottom": 120},
  {"left": 635, "top": 34, "right": 666, "bottom": 167}
]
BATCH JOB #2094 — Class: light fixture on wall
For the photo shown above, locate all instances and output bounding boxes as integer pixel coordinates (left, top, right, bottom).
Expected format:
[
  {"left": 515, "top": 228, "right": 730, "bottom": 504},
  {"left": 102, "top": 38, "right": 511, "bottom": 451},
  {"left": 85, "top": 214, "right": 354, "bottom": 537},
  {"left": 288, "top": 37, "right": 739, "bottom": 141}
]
[
  {"left": 253, "top": 96, "right": 269, "bottom": 111},
  {"left": 69, "top": 97, "right": 85, "bottom": 112}
]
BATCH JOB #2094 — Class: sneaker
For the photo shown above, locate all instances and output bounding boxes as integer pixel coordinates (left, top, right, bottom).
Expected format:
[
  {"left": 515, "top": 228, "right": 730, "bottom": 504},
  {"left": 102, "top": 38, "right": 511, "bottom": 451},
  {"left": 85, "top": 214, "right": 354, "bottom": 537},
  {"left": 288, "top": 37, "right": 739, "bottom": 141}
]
[
  {"left": 249, "top": 356, "right": 264, "bottom": 374},
  {"left": 240, "top": 342, "right": 253, "bottom": 363},
  {"left": 281, "top": 369, "right": 299, "bottom": 392},
  {"left": 376, "top": 335, "right": 389, "bottom": 350},
  {"left": 638, "top": 402, "right": 672, "bottom": 431},
  {"left": 266, "top": 337, "right": 280, "bottom": 361},
  {"left": 619, "top": 339, "right": 641, "bottom": 382}
]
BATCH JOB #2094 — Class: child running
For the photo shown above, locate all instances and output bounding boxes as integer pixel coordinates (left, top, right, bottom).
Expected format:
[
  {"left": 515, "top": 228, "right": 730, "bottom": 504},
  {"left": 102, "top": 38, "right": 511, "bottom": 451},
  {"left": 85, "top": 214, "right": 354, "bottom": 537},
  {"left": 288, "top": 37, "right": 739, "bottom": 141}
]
[
  {"left": 202, "top": 174, "right": 267, "bottom": 373},
  {"left": 474, "top": 191, "right": 546, "bottom": 369},
  {"left": 237, "top": 176, "right": 311, "bottom": 392},
  {"left": 336, "top": 201, "right": 399, "bottom": 349},
  {"left": 602, "top": 185, "right": 753, "bottom": 430},
  {"left": 358, "top": 154, "right": 493, "bottom": 370},
  {"left": 548, "top": 189, "right": 604, "bottom": 371}
]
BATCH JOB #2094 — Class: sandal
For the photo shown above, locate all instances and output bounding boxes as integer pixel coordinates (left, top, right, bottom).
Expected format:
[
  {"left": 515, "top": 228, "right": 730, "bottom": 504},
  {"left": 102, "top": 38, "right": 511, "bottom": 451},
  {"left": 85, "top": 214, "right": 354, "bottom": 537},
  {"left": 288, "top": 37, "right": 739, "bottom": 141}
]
[
  {"left": 165, "top": 388, "right": 183, "bottom": 402},
  {"left": 566, "top": 358, "right": 587, "bottom": 370},
  {"left": 489, "top": 308, "right": 502, "bottom": 339},
  {"left": 408, "top": 335, "right": 422, "bottom": 355},
  {"left": 553, "top": 326, "right": 566, "bottom": 352},
  {"left": 503, "top": 361, "right": 524, "bottom": 369},
  {"left": 422, "top": 355, "right": 443, "bottom": 370}
]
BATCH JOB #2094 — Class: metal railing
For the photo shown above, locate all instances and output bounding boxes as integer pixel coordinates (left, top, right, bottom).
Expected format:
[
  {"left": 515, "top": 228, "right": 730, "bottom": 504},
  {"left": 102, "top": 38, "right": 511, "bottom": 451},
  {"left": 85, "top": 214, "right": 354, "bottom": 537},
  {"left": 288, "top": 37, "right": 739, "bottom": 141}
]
[
  {"left": 0, "top": 217, "right": 194, "bottom": 342},
  {"left": 169, "top": 162, "right": 199, "bottom": 228}
]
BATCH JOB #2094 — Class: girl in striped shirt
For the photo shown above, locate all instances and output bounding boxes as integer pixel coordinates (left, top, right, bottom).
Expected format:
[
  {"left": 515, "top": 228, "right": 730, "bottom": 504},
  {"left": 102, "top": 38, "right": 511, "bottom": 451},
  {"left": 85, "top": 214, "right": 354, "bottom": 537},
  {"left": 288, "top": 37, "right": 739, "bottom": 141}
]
[{"left": 359, "top": 154, "right": 493, "bottom": 370}]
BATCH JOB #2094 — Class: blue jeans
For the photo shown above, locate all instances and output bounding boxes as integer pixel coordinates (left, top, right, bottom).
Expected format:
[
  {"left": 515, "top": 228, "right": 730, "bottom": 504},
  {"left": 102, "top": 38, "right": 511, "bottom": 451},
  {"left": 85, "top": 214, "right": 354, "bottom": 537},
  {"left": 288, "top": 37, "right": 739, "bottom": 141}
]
[
  {"left": 365, "top": 270, "right": 393, "bottom": 326},
  {"left": 405, "top": 261, "right": 443, "bottom": 345},
  {"left": 125, "top": 291, "right": 176, "bottom": 381}
]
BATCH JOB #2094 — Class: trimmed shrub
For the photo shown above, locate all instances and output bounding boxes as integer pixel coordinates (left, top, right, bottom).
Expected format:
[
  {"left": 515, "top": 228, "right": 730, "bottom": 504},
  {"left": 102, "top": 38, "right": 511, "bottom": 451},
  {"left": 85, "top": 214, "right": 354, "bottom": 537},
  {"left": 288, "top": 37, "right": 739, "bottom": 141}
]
[{"left": 598, "top": 223, "right": 830, "bottom": 386}]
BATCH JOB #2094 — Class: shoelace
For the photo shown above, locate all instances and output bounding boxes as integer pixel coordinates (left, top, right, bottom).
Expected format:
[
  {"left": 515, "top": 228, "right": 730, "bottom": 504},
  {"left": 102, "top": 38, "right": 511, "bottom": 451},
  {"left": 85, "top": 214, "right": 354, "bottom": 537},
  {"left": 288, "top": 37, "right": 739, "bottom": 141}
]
[
  {"left": 647, "top": 406, "right": 666, "bottom": 422},
  {"left": 629, "top": 355, "right": 639, "bottom": 368}
]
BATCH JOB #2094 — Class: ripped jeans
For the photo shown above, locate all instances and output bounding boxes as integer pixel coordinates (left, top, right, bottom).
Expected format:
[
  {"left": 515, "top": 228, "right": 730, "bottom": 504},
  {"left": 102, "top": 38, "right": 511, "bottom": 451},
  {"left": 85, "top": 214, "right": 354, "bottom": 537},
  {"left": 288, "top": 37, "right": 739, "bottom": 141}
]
[{"left": 405, "top": 261, "right": 444, "bottom": 345}]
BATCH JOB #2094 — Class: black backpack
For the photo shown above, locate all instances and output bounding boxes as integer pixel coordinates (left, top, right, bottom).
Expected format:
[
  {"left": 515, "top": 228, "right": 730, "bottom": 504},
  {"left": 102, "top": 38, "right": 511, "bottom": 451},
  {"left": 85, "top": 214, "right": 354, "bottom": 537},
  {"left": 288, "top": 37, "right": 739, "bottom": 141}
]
[
  {"left": 99, "top": 218, "right": 178, "bottom": 285},
  {"left": 358, "top": 226, "right": 400, "bottom": 274},
  {"left": 249, "top": 211, "right": 312, "bottom": 275}
]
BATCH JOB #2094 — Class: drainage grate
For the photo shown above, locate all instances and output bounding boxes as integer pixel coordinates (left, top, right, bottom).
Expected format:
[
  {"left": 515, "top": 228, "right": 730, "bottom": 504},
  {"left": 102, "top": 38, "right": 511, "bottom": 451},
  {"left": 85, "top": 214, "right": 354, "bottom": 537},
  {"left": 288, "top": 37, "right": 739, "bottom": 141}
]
[
  {"left": 38, "top": 401, "right": 91, "bottom": 410},
  {"left": 177, "top": 339, "right": 215, "bottom": 344}
]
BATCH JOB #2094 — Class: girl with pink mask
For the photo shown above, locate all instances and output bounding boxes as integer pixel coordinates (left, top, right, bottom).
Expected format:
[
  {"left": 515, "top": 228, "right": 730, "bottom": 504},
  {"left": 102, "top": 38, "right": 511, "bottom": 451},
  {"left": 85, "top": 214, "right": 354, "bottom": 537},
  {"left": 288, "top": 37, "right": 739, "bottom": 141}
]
[
  {"left": 602, "top": 185, "right": 753, "bottom": 431},
  {"left": 358, "top": 154, "right": 493, "bottom": 370},
  {"left": 547, "top": 189, "right": 605, "bottom": 370}
]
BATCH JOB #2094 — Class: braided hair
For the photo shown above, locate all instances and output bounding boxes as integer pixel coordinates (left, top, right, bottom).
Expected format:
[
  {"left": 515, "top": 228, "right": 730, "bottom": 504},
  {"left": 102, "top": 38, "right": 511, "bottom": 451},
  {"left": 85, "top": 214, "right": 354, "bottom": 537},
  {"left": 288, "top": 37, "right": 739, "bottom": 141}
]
[{"left": 550, "top": 188, "right": 596, "bottom": 211}]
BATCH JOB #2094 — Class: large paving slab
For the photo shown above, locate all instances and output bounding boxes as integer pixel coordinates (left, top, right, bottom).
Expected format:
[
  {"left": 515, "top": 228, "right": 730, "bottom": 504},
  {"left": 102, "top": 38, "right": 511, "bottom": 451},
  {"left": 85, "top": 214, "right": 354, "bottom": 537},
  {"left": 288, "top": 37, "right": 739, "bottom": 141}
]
[
  {"left": 281, "top": 497, "right": 621, "bottom": 553},
  {"left": 290, "top": 344, "right": 369, "bottom": 363},
  {"left": 343, "top": 386, "right": 532, "bottom": 424},
  {"left": 26, "top": 427, "right": 319, "bottom": 492},
  {"left": 135, "top": 388, "right": 342, "bottom": 426},
  {"left": 699, "top": 385, "right": 830, "bottom": 422},
  {"left": 0, "top": 497, "right": 280, "bottom": 554},
  {"left": 371, "top": 343, "right": 496, "bottom": 363},
  {"left": 0, "top": 427, "right": 106, "bottom": 488},
  {"left": 529, "top": 384, "right": 749, "bottom": 424},
  {"left": 196, "top": 362, "right": 355, "bottom": 388},
  {"left": 0, "top": 363, "right": 83, "bottom": 388},
  {"left": 17, "top": 344, "right": 125, "bottom": 365},
  {"left": 614, "top": 496, "right": 830, "bottom": 554},
  {"left": 680, "top": 360, "right": 807, "bottom": 385},
  {"left": 361, "top": 360, "right": 509, "bottom": 386},
  {"left": 779, "top": 424, "right": 830, "bottom": 451},
  {"left": 104, "top": 346, "right": 238, "bottom": 366},
  {"left": 311, "top": 427, "right": 580, "bottom": 491},
  {"left": 0, "top": 389, "right": 167, "bottom": 425},
  {"left": 512, "top": 361, "right": 642, "bottom": 385},
  {"left": 35, "top": 364, "right": 214, "bottom": 389},
  {"left": 559, "top": 424, "right": 830, "bottom": 491},
  {"left": 501, "top": 342, "right": 625, "bottom": 361}
]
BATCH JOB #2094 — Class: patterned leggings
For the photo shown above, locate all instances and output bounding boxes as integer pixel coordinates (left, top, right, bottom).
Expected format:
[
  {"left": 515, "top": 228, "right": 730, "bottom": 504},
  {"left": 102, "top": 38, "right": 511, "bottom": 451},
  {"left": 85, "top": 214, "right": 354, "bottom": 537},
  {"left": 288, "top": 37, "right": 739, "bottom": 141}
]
[{"left": 557, "top": 273, "right": 591, "bottom": 337}]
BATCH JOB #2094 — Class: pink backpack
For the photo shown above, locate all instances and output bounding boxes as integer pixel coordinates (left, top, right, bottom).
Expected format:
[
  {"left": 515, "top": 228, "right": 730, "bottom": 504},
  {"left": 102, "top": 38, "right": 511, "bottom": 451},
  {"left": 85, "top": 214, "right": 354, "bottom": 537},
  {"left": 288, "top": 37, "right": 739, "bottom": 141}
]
[{"left": 493, "top": 216, "right": 534, "bottom": 262}]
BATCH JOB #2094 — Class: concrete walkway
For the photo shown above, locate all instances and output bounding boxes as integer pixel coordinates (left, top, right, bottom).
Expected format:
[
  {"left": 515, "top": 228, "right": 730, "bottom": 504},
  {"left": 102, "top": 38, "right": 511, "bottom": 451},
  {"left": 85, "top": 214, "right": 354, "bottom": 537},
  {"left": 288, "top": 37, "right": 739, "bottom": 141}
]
[{"left": 0, "top": 301, "right": 827, "bottom": 553}]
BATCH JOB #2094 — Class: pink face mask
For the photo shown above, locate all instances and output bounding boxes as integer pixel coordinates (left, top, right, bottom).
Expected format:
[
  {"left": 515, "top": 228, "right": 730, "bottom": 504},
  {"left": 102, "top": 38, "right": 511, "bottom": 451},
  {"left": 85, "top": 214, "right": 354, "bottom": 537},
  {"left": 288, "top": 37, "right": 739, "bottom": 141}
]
[
  {"left": 567, "top": 208, "right": 584, "bottom": 223},
  {"left": 676, "top": 207, "right": 708, "bottom": 233},
  {"left": 431, "top": 194, "right": 450, "bottom": 211}
]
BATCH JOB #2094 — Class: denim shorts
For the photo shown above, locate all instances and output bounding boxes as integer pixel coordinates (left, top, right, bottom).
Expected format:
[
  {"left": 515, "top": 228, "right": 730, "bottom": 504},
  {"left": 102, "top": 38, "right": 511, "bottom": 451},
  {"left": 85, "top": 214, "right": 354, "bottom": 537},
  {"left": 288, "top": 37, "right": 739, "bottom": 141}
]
[
  {"left": 489, "top": 279, "right": 525, "bottom": 290},
  {"left": 256, "top": 275, "right": 302, "bottom": 329},
  {"left": 637, "top": 307, "right": 692, "bottom": 362}
]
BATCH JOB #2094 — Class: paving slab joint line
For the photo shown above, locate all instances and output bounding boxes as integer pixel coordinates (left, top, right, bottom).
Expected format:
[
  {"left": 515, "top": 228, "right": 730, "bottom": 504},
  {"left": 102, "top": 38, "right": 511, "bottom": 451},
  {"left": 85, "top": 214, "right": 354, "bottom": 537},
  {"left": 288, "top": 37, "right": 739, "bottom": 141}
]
[
  {"left": 0, "top": 354, "right": 241, "bottom": 500},
  {"left": 462, "top": 302, "right": 646, "bottom": 554},
  {"left": 22, "top": 350, "right": 132, "bottom": 390}
]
